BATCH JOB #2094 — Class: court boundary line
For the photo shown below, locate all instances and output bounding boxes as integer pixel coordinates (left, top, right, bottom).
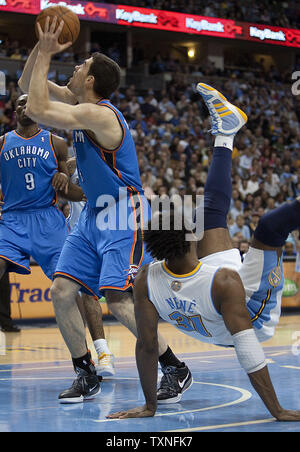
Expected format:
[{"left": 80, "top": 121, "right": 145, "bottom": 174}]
[{"left": 164, "top": 417, "right": 276, "bottom": 432}]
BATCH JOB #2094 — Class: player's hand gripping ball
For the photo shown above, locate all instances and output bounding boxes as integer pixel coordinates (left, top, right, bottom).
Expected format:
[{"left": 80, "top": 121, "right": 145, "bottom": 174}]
[{"left": 35, "top": 6, "right": 80, "bottom": 45}]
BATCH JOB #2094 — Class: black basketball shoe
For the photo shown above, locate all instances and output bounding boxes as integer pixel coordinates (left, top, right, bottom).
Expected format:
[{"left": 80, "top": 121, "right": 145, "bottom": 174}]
[
  {"left": 157, "top": 364, "right": 193, "bottom": 404},
  {"left": 59, "top": 368, "right": 101, "bottom": 404}
]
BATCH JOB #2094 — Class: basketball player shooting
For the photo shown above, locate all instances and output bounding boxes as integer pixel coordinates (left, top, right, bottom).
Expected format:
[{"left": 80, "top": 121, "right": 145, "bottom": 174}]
[
  {"left": 23, "top": 16, "right": 190, "bottom": 404},
  {"left": 108, "top": 84, "right": 300, "bottom": 421}
]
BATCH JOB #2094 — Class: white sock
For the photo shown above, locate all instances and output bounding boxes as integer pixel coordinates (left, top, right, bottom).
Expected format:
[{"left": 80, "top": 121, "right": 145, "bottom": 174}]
[
  {"left": 214, "top": 134, "right": 234, "bottom": 151},
  {"left": 94, "top": 339, "right": 111, "bottom": 356}
]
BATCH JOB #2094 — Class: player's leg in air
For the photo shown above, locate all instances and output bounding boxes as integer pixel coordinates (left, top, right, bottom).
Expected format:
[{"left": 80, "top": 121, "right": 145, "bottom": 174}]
[
  {"left": 196, "top": 82, "right": 300, "bottom": 341},
  {"left": 193, "top": 82, "right": 248, "bottom": 267}
]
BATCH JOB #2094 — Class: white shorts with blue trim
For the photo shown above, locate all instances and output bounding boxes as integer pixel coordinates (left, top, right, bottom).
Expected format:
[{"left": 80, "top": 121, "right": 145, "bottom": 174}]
[{"left": 201, "top": 247, "right": 283, "bottom": 343}]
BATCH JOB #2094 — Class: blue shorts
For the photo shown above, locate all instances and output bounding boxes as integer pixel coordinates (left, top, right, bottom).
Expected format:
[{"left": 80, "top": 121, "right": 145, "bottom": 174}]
[
  {"left": 0, "top": 207, "right": 69, "bottom": 280},
  {"left": 54, "top": 199, "right": 152, "bottom": 298}
]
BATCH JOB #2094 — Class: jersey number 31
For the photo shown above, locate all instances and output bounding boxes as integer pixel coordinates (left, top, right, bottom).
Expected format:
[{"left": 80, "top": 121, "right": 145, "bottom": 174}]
[{"left": 169, "top": 311, "right": 212, "bottom": 337}]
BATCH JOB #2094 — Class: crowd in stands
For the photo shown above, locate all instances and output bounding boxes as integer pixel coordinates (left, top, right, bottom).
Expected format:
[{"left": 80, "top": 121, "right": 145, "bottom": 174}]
[
  {"left": 106, "top": 0, "right": 300, "bottom": 28},
  {"left": 1, "top": 49, "right": 300, "bottom": 259}
]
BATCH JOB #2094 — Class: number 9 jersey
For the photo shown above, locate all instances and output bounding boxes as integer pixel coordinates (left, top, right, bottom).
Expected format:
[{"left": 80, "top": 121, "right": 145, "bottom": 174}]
[{"left": 0, "top": 129, "right": 58, "bottom": 212}]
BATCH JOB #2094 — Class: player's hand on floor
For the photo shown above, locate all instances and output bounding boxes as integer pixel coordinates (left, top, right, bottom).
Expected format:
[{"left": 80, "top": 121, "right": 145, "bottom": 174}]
[
  {"left": 0, "top": 201, "right": 3, "bottom": 220},
  {"left": 52, "top": 172, "right": 69, "bottom": 194},
  {"left": 107, "top": 405, "right": 155, "bottom": 419},
  {"left": 275, "top": 409, "right": 300, "bottom": 422}
]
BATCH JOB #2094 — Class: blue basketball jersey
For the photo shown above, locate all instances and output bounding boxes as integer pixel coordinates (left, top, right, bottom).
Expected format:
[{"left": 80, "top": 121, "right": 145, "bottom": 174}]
[
  {"left": 72, "top": 100, "right": 143, "bottom": 207},
  {"left": 0, "top": 129, "right": 58, "bottom": 212}
]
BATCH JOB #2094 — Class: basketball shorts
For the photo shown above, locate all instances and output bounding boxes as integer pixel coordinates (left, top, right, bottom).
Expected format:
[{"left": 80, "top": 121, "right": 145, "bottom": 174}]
[
  {"left": 54, "top": 201, "right": 152, "bottom": 299},
  {"left": 201, "top": 247, "right": 284, "bottom": 343},
  {"left": 0, "top": 207, "right": 69, "bottom": 280}
]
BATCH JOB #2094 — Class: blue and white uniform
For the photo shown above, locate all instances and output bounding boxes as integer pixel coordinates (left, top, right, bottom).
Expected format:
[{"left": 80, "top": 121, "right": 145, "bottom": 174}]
[
  {"left": 147, "top": 247, "right": 284, "bottom": 345},
  {"left": 54, "top": 100, "right": 152, "bottom": 298},
  {"left": 0, "top": 129, "right": 68, "bottom": 279}
]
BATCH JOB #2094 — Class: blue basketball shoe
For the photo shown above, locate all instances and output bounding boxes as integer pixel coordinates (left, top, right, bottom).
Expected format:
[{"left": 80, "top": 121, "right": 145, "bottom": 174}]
[{"left": 197, "top": 82, "right": 248, "bottom": 135}]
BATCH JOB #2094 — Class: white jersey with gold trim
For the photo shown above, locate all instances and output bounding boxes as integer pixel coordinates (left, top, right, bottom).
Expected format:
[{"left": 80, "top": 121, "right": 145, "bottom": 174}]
[
  {"left": 147, "top": 260, "right": 234, "bottom": 345},
  {"left": 147, "top": 246, "right": 284, "bottom": 346}
]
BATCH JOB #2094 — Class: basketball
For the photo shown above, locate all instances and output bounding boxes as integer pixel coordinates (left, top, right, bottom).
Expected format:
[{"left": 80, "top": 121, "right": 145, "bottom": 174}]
[{"left": 35, "top": 6, "right": 80, "bottom": 45}]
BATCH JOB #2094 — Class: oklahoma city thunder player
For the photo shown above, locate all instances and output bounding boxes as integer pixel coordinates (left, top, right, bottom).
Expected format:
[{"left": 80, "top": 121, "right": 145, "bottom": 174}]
[
  {"left": 108, "top": 84, "right": 300, "bottom": 421},
  {"left": 0, "top": 93, "right": 70, "bottom": 283},
  {"left": 23, "top": 17, "right": 186, "bottom": 403},
  {"left": 66, "top": 156, "right": 115, "bottom": 378}
]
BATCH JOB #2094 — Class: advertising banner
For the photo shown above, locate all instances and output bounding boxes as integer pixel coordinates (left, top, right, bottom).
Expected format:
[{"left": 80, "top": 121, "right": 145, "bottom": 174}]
[
  {"left": 10, "top": 265, "right": 110, "bottom": 320},
  {"left": 0, "top": 0, "right": 299, "bottom": 48},
  {"left": 282, "top": 260, "right": 300, "bottom": 308}
]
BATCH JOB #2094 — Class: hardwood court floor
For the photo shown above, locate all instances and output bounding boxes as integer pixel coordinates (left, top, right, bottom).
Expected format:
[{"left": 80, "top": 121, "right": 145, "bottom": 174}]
[{"left": 1, "top": 314, "right": 300, "bottom": 432}]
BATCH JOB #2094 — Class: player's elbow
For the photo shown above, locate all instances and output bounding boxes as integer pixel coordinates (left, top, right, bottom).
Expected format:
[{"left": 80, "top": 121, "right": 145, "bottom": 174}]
[
  {"left": 25, "top": 103, "right": 39, "bottom": 120},
  {"left": 25, "top": 102, "right": 46, "bottom": 122}
]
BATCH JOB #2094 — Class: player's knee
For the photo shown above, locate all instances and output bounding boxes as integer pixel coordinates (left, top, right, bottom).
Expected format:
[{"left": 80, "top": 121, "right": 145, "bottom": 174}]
[
  {"left": 50, "top": 277, "right": 74, "bottom": 302},
  {"left": 105, "top": 290, "right": 133, "bottom": 307}
]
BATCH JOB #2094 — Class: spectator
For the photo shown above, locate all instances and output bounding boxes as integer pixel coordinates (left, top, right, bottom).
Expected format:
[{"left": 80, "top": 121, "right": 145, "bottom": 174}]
[
  {"left": 264, "top": 168, "right": 281, "bottom": 198},
  {"left": 283, "top": 239, "right": 297, "bottom": 257},
  {"left": 229, "top": 215, "right": 251, "bottom": 241},
  {"left": 230, "top": 199, "right": 244, "bottom": 221}
]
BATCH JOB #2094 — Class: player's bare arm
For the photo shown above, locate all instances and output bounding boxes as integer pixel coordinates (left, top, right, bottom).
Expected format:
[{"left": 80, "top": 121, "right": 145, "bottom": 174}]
[
  {"left": 51, "top": 134, "right": 69, "bottom": 194},
  {"left": 213, "top": 268, "right": 300, "bottom": 421},
  {"left": 51, "top": 136, "right": 85, "bottom": 202},
  {"left": 66, "top": 157, "right": 76, "bottom": 177},
  {"left": 65, "top": 156, "right": 87, "bottom": 202},
  {"left": 18, "top": 42, "right": 77, "bottom": 105},
  {"left": 107, "top": 265, "right": 159, "bottom": 419},
  {"left": 25, "top": 17, "right": 123, "bottom": 150}
]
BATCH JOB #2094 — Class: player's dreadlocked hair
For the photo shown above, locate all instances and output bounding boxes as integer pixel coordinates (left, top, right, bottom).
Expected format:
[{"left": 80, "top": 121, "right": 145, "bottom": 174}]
[{"left": 144, "top": 209, "right": 191, "bottom": 261}]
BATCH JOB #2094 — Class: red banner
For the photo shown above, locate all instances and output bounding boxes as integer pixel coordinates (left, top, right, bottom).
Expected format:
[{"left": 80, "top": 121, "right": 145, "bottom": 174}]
[
  {"left": 0, "top": 0, "right": 40, "bottom": 14},
  {"left": 0, "top": 0, "right": 299, "bottom": 48}
]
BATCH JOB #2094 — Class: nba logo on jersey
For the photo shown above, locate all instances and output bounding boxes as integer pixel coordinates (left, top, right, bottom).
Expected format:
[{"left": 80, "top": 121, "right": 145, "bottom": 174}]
[
  {"left": 171, "top": 281, "right": 182, "bottom": 292},
  {"left": 127, "top": 264, "right": 139, "bottom": 283}
]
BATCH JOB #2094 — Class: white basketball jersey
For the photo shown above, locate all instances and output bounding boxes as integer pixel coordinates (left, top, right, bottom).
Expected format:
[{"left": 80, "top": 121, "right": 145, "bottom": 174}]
[
  {"left": 147, "top": 260, "right": 233, "bottom": 346},
  {"left": 67, "top": 168, "right": 85, "bottom": 232}
]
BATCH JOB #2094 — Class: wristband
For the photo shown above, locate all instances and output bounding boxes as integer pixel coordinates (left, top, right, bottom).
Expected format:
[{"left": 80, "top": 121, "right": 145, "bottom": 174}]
[{"left": 232, "top": 329, "right": 267, "bottom": 374}]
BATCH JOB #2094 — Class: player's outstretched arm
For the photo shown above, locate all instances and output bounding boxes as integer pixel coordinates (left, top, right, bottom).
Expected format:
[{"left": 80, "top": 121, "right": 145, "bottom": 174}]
[
  {"left": 26, "top": 18, "right": 122, "bottom": 150},
  {"left": 213, "top": 268, "right": 300, "bottom": 422},
  {"left": 107, "top": 265, "right": 159, "bottom": 419},
  {"left": 18, "top": 43, "right": 77, "bottom": 105}
]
